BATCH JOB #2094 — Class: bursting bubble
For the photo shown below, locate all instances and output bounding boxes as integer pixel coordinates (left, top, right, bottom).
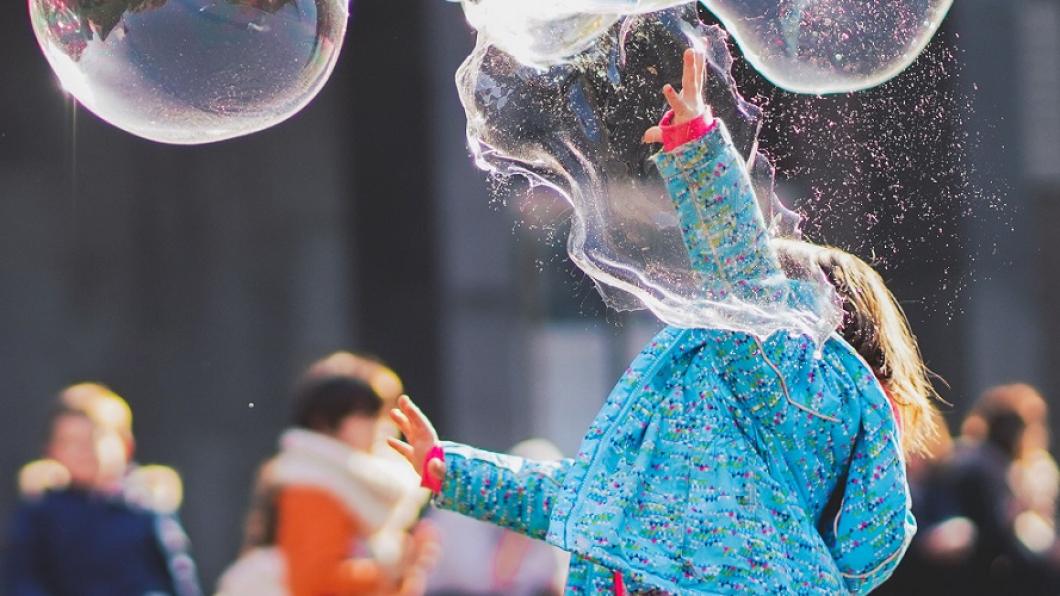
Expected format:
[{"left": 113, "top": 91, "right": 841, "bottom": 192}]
[
  {"left": 29, "top": 0, "right": 348, "bottom": 144},
  {"left": 454, "top": 0, "right": 953, "bottom": 94},
  {"left": 458, "top": 5, "right": 842, "bottom": 342},
  {"left": 451, "top": 0, "right": 956, "bottom": 339}
]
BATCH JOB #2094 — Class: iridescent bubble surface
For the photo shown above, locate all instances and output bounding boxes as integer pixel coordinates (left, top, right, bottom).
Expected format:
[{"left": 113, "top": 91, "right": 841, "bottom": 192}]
[
  {"left": 453, "top": 0, "right": 952, "bottom": 94},
  {"left": 29, "top": 0, "right": 348, "bottom": 144},
  {"left": 458, "top": 6, "right": 841, "bottom": 341}
]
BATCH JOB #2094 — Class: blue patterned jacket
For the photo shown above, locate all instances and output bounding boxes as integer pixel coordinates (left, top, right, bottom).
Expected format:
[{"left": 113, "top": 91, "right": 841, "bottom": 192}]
[{"left": 435, "top": 122, "right": 915, "bottom": 594}]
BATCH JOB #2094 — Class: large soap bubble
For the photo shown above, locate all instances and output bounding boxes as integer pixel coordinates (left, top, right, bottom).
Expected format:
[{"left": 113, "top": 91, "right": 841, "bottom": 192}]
[
  {"left": 453, "top": 0, "right": 953, "bottom": 94},
  {"left": 459, "top": 5, "right": 841, "bottom": 341},
  {"left": 29, "top": 0, "right": 348, "bottom": 144}
]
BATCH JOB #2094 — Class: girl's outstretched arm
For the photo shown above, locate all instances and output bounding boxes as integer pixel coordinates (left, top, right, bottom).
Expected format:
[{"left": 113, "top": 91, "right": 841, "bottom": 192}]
[
  {"left": 645, "top": 49, "right": 782, "bottom": 293},
  {"left": 388, "top": 396, "right": 571, "bottom": 540},
  {"left": 431, "top": 443, "right": 571, "bottom": 541}
]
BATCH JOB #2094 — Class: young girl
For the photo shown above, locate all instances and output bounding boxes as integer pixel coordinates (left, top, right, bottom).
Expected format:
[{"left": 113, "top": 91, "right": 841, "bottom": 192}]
[{"left": 390, "top": 48, "right": 933, "bottom": 594}]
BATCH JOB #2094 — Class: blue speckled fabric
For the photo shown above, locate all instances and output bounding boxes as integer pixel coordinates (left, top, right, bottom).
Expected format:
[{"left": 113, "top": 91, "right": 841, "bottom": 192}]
[{"left": 435, "top": 123, "right": 914, "bottom": 595}]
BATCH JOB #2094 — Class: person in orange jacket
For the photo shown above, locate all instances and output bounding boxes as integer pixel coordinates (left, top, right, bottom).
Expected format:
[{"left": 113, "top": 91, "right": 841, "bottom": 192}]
[{"left": 220, "top": 364, "right": 436, "bottom": 596}]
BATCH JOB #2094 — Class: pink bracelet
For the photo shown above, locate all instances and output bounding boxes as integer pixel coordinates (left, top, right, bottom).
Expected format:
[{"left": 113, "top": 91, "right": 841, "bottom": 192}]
[
  {"left": 659, "top": 109, "right": 717, "bottom": 152},
  {"left": 420, "top": 444, "right": 445, "bottom": 493}
]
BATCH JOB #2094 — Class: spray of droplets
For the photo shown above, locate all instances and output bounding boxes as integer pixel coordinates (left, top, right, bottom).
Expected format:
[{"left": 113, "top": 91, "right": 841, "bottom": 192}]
[
  {"left": 457, "top": 6, "right": 841, "bottom": 343},
  {"left": 453, "top": 0, "right": 972, "bottom": 338},
  {"left": 735, "top": 28, "right": 1006, "bottom": 322}
]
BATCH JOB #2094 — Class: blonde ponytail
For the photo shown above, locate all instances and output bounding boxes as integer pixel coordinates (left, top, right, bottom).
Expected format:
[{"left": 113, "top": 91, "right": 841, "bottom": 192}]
[{"left": 778, "top": 239, "right": 944, "bottom": 456}]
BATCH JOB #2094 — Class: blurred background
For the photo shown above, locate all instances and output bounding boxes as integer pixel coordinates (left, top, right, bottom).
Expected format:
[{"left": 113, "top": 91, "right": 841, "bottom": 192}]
[{"left": 1, "top": 0, "right": 1059, "bottom": 589}]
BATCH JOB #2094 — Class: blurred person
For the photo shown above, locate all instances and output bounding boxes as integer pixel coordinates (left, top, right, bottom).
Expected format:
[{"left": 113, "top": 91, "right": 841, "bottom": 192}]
[
  {"left": 427, "top": 439, "right": 569, "bottom": 596},
  {"left": 935, "top": 384, "right": 1059, "bottom": 594},
  {"left": 5, "top": 383, "right": 201, "bottom": 596},
  {"left": 302, "top": 351, "right": 404, "bottom": 410},
  {"left": 981, "top": 385, "right": 1060, "bottom": 561},
  {"left": 218, "top": 367, "right": 436, "bottom": 596},
  {"left": 962, "top": 384, "right": 1059, "bottom": 539},
  {"left": 962, "top": 385, "right": 1058, "bottom": 542},
  {"left": 302, "top": 351, "right": 414, "bottom": 466}
]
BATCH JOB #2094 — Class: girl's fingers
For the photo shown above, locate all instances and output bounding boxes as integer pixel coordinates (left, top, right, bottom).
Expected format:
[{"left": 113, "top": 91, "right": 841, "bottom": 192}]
[
  {"left": 642, "top": 126, "right": 663, "bottom": 144},
  {"left": 397, "top": 395, "right": 425, "bottom": 431},
  {"left": 401, "top": 395, "right": 435, "bottom": 437},
  {"left": 428, "top": 459, "right": 447, "bottom": 481},
  {"left": 390, "top": 408, "right": 413, "bottom": 436},
  {"left": 681, "top": 48, "right": 695, "bottom": 95},
  {"left": 662, "top": 84, "right": 682, "bottom": 111},
  {"left": 694, "top": 50, "right": 706, "bottom": 94},
  {"left": 387, "top": 437, "right": 416, "bottom": 464}
]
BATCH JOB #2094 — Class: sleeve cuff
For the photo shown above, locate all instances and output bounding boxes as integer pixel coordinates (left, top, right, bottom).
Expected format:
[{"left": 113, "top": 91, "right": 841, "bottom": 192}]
[
  {"left": 651, "top": 118, "right": 730, "bottom": 181},
  {"left": 420, "top": 444, "right": 445, "bottom": 493},
  {"left": 660, "top": 110, "right": 717, "bottom": 152}
]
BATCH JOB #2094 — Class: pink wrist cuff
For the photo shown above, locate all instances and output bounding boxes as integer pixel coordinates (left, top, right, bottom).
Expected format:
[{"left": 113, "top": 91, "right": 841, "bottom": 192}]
[
  {"left": 421, "top": 444, "right": 445, "bottom": 493},
  {"left": 659, "top": 110, "right": 717, "bottom": 152}
]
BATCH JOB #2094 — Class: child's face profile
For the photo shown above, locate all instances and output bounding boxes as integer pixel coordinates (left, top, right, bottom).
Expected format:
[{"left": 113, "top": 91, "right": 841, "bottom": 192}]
[
  {"left": 335, "top": 414, "right": 381, "bottom": 453},
  {"left": 47, "top": 413, "right": 100, "bottom": 488}
]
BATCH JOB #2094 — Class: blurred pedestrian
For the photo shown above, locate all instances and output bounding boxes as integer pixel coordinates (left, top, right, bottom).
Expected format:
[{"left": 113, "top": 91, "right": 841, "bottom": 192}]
[
  {"left": 942, "top": 384, "right": 1059, "bottom": 594},
  {"left": 218, "top": 359, "right": 436, "bottom": 596},
  {"left": 5, "top": 383, "right": 201, "bottom": 596},
  {"left": 301, "top": 351, "right": 413, "bottom": 468}
]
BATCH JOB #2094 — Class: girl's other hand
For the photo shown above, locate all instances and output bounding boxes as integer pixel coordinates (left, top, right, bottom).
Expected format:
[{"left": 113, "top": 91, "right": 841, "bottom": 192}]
[
  {"left": 643, "top": 47, "right": 713, "bottom": 144},
  {"left": 387, "top": 395, "right": 447, "bottom": 485}
]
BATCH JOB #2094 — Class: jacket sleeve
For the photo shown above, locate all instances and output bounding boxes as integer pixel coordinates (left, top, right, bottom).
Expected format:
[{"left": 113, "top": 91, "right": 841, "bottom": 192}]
[
  {"left": 4, "top": 503, "right": 49, "bottom": 596},
  {"left": 277, "top": 486, "right": 391, "bottom": 596},
  {"left": 432, "top": 442, "right": 572, "bottom": 541},
  {"left": 651, "top": 120, "right": 782, "bottom": 294},
  {"left": 820, "top": 398, "right": 916, "bottom": 594},
  {"left": 153, "top": 514, "right": 202, "bottom": 596}
]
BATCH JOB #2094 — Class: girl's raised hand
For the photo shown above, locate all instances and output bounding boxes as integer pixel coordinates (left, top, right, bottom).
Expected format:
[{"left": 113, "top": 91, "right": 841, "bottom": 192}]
[
  {"left": 643, "top": 48, "right": 712, "bottom": 144},
  {"left": 387, "top": 395, "right": 447, "bottom": 485}
]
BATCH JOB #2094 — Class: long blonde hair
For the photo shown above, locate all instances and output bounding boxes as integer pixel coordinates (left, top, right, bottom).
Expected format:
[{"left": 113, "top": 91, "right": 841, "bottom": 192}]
[{"left": 778, "top": 240, "right": 944, "bottom": 456}]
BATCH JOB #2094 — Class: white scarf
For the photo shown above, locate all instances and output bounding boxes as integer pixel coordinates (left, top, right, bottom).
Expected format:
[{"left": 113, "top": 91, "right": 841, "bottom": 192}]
[
  {"left": 269, "top": 428, "right": 428, "bottom": 567},
  {"left": 218, "top": 430, "right": 428, "bottom": 595}
]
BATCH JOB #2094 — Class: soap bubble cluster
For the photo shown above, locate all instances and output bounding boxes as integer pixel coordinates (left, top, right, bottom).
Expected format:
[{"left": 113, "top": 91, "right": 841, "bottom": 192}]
[
  {"left": 458, "top": 5, "right": 841, "bottom": 341},
  {"left": 29, "top": 0, "right": 348, "bottom": 144},
  {"left": 454, "top": 0, "right": 957, "bottom": 338},
  {"left": 454, "top": 0, "right": 953, "bottom": 94}
]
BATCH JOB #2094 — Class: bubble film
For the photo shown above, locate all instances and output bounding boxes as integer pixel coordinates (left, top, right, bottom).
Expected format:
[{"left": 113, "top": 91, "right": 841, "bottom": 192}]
[
  {"left": 458, "top": 6, "right": 841, "bottom": 341},
  {"left": 752, "top": 32, "right": 990, "bottom": 322},
  {"left": 29, "top": 0, "right": 348, "bottom": 144},
  {"left": 454, "top": 0, "right": 952, "bottom": 94}
]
